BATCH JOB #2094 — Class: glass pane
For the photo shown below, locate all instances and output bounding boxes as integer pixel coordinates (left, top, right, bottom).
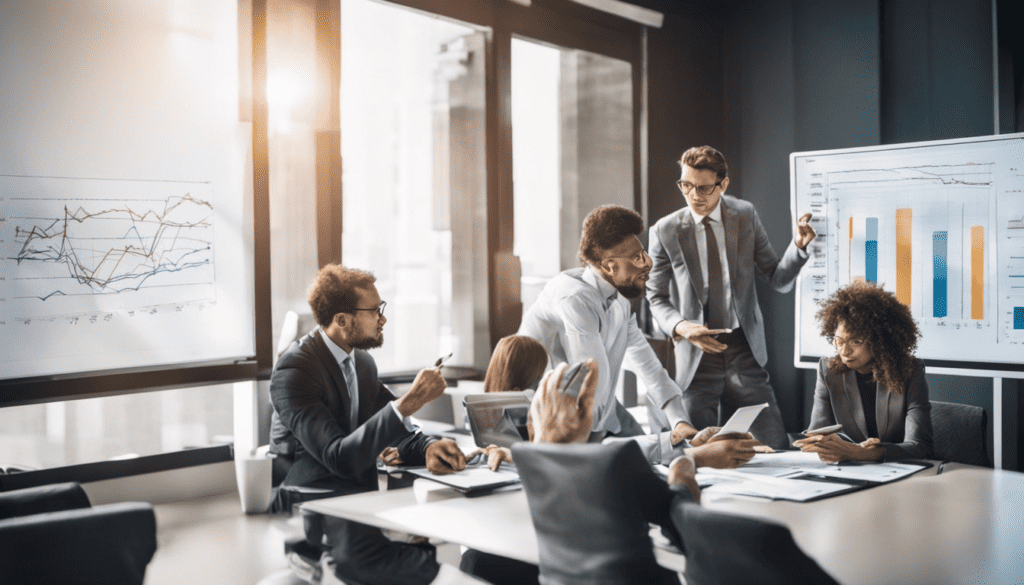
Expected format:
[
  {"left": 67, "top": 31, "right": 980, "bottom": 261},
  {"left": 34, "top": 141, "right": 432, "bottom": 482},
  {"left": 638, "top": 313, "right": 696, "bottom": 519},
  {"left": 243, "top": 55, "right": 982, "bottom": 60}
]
[
  {"left": 0, "top": 385, "right": 233, "bottom": 471},
  {"left": 512, "top": 38, "right": 634, "bottom": 311},
  {"left": 341, "top": 0, "right": 488, "bottom": 372}
]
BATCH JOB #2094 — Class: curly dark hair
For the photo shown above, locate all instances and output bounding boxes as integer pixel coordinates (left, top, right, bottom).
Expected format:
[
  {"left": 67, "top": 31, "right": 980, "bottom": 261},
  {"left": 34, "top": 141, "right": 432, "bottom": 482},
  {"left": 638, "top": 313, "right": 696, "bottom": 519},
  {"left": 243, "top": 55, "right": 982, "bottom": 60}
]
[
  {"left": 678, "top": 145, "right": 728, "bottom": 180},
  {"left": 816, "top": 281, "right": 920, "bottom": 393},
  {"left": 484, "top": 335, "right": 548, "bottom": 393},
  {"left": 307, "top": 264, "right": 377, "bottom": 327},
  {"left": 579, "top": 205, "right": 644, "bottom": 266}
]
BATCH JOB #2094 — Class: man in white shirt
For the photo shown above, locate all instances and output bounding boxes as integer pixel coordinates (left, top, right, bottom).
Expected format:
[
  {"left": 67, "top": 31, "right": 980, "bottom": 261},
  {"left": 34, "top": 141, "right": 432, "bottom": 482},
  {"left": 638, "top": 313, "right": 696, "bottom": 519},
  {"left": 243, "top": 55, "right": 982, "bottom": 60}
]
[
  {"left": 647, "top": 145, "right": 817, "bottom": 449},
  {"left": 518, "top": 205, "right": 704, "bottom": 450}
]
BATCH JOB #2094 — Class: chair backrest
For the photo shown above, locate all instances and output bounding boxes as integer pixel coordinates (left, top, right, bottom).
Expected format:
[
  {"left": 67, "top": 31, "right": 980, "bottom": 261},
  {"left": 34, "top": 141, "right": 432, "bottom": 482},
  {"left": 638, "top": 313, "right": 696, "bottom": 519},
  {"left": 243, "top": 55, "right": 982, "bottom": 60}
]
[
  {"left": 930, "top": 400, "right": 990, "bottom": 467},
  {"left": 672, "top": 502, "right": 838, "bottom": 585},
  {"left": 512, "top": 441, "right": 679, "bottom": 585}
]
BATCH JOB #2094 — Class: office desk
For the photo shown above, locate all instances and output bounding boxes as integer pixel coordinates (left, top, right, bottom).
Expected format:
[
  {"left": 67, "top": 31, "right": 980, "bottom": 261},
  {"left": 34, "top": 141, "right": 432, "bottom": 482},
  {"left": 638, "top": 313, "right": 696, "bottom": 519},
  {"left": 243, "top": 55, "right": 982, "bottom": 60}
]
[{"left": 302, "top": 463, "right": 1024, "bottom": 585}]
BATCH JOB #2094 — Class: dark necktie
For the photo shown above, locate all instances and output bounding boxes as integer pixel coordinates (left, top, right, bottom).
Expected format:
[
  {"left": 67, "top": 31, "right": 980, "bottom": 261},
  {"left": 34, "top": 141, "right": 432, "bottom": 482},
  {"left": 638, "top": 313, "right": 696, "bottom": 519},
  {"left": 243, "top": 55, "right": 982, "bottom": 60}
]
[{"left": 703, "top": 216, "right": 726, "bottom": 329}]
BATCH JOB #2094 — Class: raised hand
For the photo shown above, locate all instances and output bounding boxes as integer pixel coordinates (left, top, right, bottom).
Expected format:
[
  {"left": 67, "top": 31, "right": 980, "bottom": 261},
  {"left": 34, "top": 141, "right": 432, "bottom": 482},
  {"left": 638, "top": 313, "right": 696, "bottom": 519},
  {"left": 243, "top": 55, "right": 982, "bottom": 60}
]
[
  {"left": 395, "top": 367, "right": 447, "bottom": 417},
  {"left": 795, "top": 212, "right": 817, "bottom": 250},
  {"left": 529, "top": 360, "right": 597, "bottom": 444}
]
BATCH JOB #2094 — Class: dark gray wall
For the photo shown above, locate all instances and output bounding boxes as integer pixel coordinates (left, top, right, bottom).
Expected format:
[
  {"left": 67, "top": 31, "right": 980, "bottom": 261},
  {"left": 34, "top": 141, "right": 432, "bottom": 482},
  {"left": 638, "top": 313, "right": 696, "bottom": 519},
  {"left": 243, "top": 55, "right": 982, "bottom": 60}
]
[
  {"left": 639, "top": 0, "right": 1022, "bottom": 469},
  {"left": 721, "top": 0, "right": 880, "bottom": 433}
]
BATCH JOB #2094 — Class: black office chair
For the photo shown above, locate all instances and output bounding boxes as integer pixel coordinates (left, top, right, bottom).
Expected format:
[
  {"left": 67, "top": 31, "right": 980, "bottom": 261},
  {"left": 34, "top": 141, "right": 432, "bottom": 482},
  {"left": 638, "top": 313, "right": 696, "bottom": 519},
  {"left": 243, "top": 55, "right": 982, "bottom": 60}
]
[
  {"left": 672, "top": 501, "right": 838, "bottom": 585},
  {"left": 0, "top": 482, "right": 157, "bottom": 585},
  {"left": 930, "top": 400, "right": 991, "bottom": 467},
  {"left": 511, "top": 440, "right": 682, "bottom": 585}
]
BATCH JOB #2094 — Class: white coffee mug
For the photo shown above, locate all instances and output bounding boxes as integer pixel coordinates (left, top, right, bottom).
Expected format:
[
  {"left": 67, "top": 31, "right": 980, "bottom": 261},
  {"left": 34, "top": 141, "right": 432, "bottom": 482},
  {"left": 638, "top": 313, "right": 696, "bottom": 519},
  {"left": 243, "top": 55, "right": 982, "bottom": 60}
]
[{"left": 235, "top": 449, "right": 273, "bottom": 514}]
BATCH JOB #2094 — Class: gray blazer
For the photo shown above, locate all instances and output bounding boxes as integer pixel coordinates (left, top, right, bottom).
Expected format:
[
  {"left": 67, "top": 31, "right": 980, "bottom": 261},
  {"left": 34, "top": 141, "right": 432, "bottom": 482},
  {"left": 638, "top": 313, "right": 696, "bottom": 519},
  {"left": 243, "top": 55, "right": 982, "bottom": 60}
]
[
  {"left": 808, "top": 357, "right": 933, "bottom": 461},
  {"left": 646, "top": 195, "right": 808, "bottom": 389}
]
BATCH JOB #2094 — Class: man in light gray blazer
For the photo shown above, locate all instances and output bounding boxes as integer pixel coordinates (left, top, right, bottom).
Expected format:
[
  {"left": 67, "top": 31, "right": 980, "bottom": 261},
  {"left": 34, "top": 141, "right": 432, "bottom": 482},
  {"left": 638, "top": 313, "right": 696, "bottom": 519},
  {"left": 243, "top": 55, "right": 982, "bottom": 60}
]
[{"left": 646, "top": 146, "right": 816, "bottom": 449}]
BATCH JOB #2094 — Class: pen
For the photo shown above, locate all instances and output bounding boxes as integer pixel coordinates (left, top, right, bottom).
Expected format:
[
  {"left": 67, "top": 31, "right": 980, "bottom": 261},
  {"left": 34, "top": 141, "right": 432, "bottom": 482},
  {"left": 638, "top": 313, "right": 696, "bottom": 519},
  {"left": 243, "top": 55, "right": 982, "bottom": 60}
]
[{"left": 434, "top": 352, "right": 453, "bottom": 368}]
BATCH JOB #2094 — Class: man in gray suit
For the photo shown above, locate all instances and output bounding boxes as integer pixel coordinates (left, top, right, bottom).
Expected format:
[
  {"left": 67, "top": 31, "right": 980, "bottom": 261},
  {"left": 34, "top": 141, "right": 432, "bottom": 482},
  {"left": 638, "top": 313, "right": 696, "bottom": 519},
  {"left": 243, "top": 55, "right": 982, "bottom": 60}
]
[{"left": 646, "top": 146, "right": 816, "bottom": 449}]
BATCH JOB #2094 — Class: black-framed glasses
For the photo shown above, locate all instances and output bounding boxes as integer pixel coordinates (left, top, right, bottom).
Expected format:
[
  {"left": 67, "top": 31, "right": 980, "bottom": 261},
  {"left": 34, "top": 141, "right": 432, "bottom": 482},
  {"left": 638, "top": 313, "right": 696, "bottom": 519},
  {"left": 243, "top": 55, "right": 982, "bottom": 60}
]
[
  {"left": 352, "top": 300, "right": 386, "bottom": 318},
  {"left": 606, "top": 248, "right": 650, "bottom": 266},
  {"left": 676, "top": 180, "right": 723, "bottom": 197}
]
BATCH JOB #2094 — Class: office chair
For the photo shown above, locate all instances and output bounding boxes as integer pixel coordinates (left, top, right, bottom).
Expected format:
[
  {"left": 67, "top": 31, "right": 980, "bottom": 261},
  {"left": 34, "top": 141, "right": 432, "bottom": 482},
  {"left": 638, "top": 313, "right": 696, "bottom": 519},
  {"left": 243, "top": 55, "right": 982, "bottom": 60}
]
[
  {"left": 0, "top": 482, "right": 157, "bottom": 585},
  {"left": 671, "top": 502, "right": 838, "bottom": 585},
  {"left": 930, "top": 401, "right": 991, "bottom": 467},
  {"left": 511, "top": 440, "right": 682, "bottom": 585}
]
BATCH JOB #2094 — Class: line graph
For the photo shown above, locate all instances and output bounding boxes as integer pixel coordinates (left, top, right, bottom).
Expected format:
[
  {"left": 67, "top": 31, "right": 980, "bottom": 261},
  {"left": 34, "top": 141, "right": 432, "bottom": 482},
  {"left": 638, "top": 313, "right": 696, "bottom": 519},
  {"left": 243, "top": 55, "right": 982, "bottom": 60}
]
[
  {"left": 12, "top": 193, "right": 213, "bottom": 300},
  {"left": 1, "top": 176, "right": 216, "bottom": 320}
]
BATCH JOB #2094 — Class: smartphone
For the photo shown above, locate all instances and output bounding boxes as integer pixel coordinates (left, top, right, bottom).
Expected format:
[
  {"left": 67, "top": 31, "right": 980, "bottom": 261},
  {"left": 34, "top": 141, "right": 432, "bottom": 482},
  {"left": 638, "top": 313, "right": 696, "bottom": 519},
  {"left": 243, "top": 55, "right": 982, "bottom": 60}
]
[{"left": 803, "top": 423, "right": 843, "bottom": 436}]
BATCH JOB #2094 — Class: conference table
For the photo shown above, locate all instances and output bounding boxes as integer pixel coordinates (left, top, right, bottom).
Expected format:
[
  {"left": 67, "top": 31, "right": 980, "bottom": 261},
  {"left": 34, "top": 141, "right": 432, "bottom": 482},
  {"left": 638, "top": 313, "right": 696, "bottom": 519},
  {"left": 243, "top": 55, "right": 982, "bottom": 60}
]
[{"left": 302, "top": 460, "right": 1024, "bottom": 585}]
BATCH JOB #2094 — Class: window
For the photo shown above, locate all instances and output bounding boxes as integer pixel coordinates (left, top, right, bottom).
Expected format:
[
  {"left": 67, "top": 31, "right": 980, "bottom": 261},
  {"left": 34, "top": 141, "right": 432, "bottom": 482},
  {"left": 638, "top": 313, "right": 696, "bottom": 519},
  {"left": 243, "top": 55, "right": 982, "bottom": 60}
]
[
  {"left": 341, "top": 0, "right": 489, "bottom": 371},
  {"left": 512, "top": 37, "right": 635, "bottom": 311}
]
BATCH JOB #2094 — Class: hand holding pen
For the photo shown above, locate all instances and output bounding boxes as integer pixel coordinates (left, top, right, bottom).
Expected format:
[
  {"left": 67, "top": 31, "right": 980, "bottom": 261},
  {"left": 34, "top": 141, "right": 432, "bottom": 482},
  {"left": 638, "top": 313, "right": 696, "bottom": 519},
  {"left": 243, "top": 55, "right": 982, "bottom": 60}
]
[{"left": 394, "top": 353, "right": 451, "bottom": 417}]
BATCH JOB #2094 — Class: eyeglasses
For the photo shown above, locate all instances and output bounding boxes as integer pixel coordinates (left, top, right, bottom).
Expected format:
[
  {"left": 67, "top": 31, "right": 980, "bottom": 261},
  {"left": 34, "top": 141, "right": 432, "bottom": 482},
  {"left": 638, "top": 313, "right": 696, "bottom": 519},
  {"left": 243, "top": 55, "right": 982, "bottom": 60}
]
[
  {"left": 827, "top": 335, "right": 865, "bottom": 350},
  {"left": 607, "top": 248, "right": 650, "bottom": 266},
  {"left": 352, "top": 300, "right": 386, "bottom": 318},
  {"left": 676, "top": 180, "right": 723, "bottom": 197}
]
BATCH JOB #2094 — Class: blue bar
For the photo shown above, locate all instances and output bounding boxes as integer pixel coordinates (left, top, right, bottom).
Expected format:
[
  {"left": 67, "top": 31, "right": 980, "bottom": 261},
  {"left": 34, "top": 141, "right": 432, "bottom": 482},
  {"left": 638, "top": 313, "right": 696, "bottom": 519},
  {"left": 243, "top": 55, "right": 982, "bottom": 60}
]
[
  {"left": 866, "top": 218, "right": 878, "bottom": 283},
  {"left": 1016, "top": 307, "right": 1024, "bottom": 330},
  {"left": 933, "top": 231, "right": 947, "bottom": 318}
]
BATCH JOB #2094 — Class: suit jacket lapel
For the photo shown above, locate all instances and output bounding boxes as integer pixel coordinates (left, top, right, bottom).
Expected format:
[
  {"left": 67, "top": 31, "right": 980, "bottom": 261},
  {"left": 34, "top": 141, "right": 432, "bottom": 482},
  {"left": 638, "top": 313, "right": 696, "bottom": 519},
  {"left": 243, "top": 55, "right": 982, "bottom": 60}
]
[
  {"left": 313, "top": 330, "right": 354, "bottom": 431},
  {"left": 676, "top": 210, "right": 704, "bottom": 300},
  {"left": 838, "top": 370, "right": 869, "bottom": 441},
  {"left": 877, "top": 381, "right": 897, "bottom": 439},
  {"left": 721, "top": 198, "right": 740, "bottom": 289}
]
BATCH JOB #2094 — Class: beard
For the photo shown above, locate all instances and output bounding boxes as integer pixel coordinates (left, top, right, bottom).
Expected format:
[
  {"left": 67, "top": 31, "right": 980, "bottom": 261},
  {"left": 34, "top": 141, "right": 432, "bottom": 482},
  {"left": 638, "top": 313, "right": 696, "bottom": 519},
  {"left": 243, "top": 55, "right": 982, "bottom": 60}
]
[
  {"left": 347, "top": 324, "right": 384, "bottom": 350},
  {"left": 615, "top": 283, "right": 644, "bottom": 299},
  {"left": 351, "top": 333, "right": 384, "bottom": 350}
]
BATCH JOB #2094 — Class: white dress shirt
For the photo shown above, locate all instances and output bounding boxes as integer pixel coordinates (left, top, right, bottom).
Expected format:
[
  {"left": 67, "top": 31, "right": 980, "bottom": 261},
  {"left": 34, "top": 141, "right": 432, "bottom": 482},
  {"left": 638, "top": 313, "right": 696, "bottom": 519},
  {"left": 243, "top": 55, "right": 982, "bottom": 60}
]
[
  {"left": 687, "top": 202, "right": 740, "bottom": 330},
  {"left": 320, "top": 328, "right": 412, "bottom": 430},
  {"left": 518, "top": 266, "right": 689, "bottom": 434}
]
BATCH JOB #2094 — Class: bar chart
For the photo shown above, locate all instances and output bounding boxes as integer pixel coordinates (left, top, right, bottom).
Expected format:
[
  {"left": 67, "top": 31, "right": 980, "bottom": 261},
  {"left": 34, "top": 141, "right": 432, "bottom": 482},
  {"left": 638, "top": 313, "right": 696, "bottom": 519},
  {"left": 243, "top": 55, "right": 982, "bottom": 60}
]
[
  {"left": 832, "top": 164, "right": 991, "bottom": 326},
  {"left": 791, "top": 133, "right": 1024, "bottom": 371}
]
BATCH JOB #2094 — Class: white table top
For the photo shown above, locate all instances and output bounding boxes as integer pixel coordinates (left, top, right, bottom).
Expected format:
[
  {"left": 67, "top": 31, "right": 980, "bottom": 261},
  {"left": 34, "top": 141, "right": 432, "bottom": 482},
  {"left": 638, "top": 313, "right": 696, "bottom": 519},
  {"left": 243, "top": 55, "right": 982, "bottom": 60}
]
[{"left": 301, "top": 461, "right": 1024, "bottom": 585}]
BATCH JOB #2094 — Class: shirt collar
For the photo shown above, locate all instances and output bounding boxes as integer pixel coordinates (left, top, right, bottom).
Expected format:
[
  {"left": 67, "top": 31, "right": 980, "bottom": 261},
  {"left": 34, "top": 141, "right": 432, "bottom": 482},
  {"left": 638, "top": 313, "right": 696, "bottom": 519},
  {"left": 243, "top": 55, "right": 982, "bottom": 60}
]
[
  {"left": 688, "top": 199, "right": 724, "bottom": 225},
  {"left": 585, "top": 265, "right": 621, "bottom": 310},
  {"left": 319, "top": 326, "right": 354, "bottom": 366}
]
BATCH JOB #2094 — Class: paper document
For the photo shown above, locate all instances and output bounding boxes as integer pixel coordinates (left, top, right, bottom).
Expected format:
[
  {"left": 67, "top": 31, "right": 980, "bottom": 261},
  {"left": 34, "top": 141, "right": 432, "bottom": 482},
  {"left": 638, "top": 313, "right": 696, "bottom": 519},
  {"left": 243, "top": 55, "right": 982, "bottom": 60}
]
[
  {"left": 401, "top": 464, "right": 521, "bottom": 494},
  {"left": 797, "top": 461, "right": 928, "bottom": 483},
  {"left": 717, "top": 403, "right": 769, "bottom": 436},
  {"left": 698, "top": 470, "right": 856, "bottom": 501},
  {"left": 694, "top": 452, "right": 930, "bottom": 501}
]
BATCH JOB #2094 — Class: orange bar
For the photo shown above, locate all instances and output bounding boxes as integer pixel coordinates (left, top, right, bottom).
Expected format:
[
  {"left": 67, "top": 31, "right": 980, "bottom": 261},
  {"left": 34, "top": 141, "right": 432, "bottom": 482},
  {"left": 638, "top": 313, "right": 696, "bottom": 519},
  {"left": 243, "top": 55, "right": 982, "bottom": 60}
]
[
  {"left": 849, "top": 217, "right": 853, "bottom": 282},
  {"left": 896, "top": 209, "right": 912, "bottom": 305},
  {"left": 971, "top": 225, "right": 984, "bottom": 320}
]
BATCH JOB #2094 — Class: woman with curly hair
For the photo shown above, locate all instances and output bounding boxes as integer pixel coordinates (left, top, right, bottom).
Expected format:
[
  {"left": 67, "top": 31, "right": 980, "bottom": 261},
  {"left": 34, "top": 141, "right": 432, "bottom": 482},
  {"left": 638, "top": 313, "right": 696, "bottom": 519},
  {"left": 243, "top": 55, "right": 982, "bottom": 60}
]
[{"left": 794, "top": 281, "right": 933, "bottom": 462}]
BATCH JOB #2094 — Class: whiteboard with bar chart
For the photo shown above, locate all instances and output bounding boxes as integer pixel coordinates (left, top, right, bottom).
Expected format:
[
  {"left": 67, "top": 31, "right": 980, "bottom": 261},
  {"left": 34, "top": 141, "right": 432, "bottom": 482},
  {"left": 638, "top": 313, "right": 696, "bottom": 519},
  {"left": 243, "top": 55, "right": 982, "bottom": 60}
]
[{"left": 791, "top": 132, "right": 1024, "bottom": 376}]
